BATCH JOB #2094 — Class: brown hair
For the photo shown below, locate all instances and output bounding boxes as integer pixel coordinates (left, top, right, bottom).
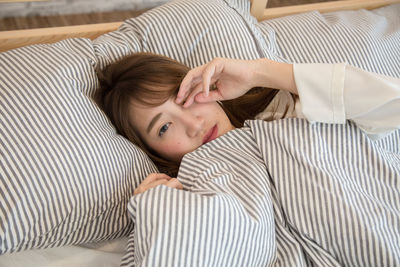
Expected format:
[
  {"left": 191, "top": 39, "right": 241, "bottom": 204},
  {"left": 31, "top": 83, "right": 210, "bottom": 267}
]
[{"left": 95, "top": 52, "right": 278, "bottom": 176}]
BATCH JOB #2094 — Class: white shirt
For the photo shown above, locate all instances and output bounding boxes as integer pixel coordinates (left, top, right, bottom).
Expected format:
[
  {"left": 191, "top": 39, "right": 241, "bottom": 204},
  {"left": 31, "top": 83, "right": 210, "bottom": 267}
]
[{"left": 256, "top": 63, "right": 400, "bottom": 140}]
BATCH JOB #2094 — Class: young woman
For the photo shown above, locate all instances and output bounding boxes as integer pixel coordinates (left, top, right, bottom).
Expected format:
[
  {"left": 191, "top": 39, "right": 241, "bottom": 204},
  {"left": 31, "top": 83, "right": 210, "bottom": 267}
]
[{"left": 96, "top": 52, "right": 400, "bottom": 195}]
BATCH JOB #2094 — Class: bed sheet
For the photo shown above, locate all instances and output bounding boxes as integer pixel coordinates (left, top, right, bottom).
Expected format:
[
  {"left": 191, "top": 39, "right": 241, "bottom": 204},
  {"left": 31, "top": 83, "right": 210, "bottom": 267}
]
[{"left": 0, "top": 237, "right": 127, "bottom": 267}]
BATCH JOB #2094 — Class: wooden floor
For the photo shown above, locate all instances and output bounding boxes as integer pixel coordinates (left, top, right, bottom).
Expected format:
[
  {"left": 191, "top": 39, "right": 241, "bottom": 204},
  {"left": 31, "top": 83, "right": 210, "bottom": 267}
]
[{"left": 0, "top": 0, "right": 335, "bottom": 31}]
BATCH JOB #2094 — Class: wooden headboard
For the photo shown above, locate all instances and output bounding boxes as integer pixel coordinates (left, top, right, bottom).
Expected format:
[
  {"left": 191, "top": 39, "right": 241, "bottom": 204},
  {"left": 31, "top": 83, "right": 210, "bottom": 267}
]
[{"left": 0, "top": 0, "right": 399, "bottom": 52}]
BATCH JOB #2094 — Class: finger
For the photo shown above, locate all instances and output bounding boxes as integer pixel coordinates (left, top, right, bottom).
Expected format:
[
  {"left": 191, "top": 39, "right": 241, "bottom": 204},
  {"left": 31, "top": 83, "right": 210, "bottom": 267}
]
[
  {"left": 201, "top": 64, "right": 218, "bottom": 97},
  {"left": 165, "top": 178, "right": 184, "bottom": 190},
  {"left": 134, "top": 185, "right": 145, "bottom": 195},
  {"left": 194, "top": 90, "right": 223, "bottom": 103},
  {"left": 147, "top": 178, "right": 171, "bottom": 188},
  {"left": 176, "top": 66, "right": 205, "bottom": 104},
  {"left": 134, "top": 178, "right": 170, "bottom": 195},
  {"left": 183, "top": 83, "right": 203, "bottom": 108},
  {"left": 141, "top": 173, "right": 171, "bottom": 186}
]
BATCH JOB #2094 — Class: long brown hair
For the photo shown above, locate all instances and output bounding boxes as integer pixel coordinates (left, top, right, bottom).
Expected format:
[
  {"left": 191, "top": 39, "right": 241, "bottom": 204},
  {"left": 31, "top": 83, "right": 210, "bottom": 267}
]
[{"left": 95, "top": 53, "right": 278, "bottom": 176}]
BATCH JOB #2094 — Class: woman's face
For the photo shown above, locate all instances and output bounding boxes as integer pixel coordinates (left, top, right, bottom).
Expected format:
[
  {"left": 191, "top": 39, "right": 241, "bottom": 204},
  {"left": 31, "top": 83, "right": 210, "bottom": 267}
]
[{"left": 128, "top": 98, "right": 235, "bottom": 162}]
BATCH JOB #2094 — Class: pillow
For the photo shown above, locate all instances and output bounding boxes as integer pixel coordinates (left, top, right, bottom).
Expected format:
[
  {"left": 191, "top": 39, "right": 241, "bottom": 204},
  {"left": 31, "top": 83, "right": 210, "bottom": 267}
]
[
  {"left": 0, "top": 38, "right": 157, "bottom": 254},
  {"left": 92, "top": 0, "right": 278, "bottom": 69},
  {"left": 257, "top": 3, "right": 400, "bottom": 77}
]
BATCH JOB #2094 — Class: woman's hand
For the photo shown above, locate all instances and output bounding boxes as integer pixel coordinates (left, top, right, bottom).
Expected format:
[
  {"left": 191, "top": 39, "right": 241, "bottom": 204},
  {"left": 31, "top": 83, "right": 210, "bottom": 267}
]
[
  {"left": 176, "top": 57, "right": 259, "bottom": 107},
  {"left": 175, "top": 57, "right": 297, "bottom": 107},
  {"left": 134, "top": 173, "right": 183, "bottom": 195}
]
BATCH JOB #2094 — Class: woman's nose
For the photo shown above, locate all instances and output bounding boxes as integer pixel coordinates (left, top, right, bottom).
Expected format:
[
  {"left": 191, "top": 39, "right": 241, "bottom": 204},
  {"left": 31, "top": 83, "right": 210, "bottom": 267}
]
[{"left": 183, "top": 113, "right": 204, "bottom": 138}]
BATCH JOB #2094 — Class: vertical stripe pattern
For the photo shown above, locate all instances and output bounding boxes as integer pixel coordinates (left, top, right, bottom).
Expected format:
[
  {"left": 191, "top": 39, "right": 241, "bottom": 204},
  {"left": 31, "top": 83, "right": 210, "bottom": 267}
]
[
  {"left": 117, "top": 1, "right": 400, "bottom": 266},
  {"left": 1, "top": 0, "right": 271, "bottom": 255},
  {"left": 258, "top": 4, "right": 400, "bottom": 77},
  {"left": 0, "top": 38, "right": 158, "bottom": 254},
  {"left": 92, "top": 0, "right": 278, "bottom": 71},
  {"left": 125, "top": 119, "right": 399, "bottom": 266},
  {"left": 2, "top": 0, "right": 400, "bottom": 262},
  {"left": 125, "top": 127, "right": 277, "bottom": 267},
  {"left": 250, "top": 119, "right": 400, "bottom": 266}
]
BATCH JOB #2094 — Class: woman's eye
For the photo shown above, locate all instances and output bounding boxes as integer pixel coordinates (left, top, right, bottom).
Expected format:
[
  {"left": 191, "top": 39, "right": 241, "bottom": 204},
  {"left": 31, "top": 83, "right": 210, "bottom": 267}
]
[{"left": 158, "top": 123, "right": 171, "bottom": 137}]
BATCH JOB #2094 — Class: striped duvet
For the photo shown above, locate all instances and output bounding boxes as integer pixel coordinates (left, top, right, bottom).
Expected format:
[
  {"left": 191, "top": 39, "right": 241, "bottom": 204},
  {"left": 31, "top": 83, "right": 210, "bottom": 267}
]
[{"left": 123, "top": 119, "right": 400, "bottom": 266}]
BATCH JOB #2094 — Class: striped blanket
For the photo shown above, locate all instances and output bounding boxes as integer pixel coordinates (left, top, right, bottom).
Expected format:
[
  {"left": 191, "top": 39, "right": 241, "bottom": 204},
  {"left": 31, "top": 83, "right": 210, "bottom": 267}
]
[{"left": 124, "top": 119, "right": 400, "bottom": 266}]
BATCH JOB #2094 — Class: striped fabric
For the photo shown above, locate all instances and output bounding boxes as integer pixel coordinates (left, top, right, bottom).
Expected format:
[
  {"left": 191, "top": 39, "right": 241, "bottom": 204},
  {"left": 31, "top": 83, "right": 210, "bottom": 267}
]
[
  {"left": 0, "top": 0, "right": 275, "bottom": 255},
  {"left": 124, "top": 119, "right": 400, "bottom": 266},
  {"left": 118, "top": 2, "right": 400, "bottom": 266},
  {"left": 2, "top": 0, "right": 400, "bottom": 261},
  {"left": 92, "top": 0, "right": 278, "bottom": 70},
  {"left": 124, "top": 126, "right": 277, "bottom": 267},
  {"left": 253, "top": 119, "right": 400, "bottom": 266},
  {"left": 0, "top": 38, "right": 158, "bottom": 254},
  {"left": 258, "top": 4, "right": 400, "bottom": 77}
]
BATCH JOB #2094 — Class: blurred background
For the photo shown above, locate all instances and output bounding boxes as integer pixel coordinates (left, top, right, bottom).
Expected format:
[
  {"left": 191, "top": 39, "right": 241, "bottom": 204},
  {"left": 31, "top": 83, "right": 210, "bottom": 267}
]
[{"left": 0, "top": 0, "right": 336, "bottom": 31}]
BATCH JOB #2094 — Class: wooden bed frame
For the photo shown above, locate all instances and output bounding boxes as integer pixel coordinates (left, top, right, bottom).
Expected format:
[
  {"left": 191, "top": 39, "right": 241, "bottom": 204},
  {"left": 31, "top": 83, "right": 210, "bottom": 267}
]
[{"left": 0, "top": 0, "right": 399, "bottom": 52}]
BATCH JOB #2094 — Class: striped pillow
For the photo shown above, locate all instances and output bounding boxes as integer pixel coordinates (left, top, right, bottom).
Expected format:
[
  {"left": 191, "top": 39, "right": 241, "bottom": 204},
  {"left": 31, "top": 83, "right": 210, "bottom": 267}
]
[
  {"left": 92, "top": 0, "right": 278, "bottom": 69},
  {"left": 0, "top": 38, "right": 158, "bottom": 254},
  {"left": 257, "top": 4, "right": 400, "bottom": 77}
]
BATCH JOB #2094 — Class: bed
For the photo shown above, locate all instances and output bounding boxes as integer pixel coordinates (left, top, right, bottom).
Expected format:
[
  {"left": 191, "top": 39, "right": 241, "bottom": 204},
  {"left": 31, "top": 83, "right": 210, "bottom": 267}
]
[{"left": 0, "top": 0, "right": 399, "bottom": 266}]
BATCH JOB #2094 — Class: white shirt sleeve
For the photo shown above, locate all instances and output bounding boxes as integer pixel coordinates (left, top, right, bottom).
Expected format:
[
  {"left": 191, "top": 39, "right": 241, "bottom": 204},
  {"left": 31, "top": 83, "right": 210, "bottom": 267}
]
[{"left": 293, "top": 63, "right": 400, "bottom": 139}]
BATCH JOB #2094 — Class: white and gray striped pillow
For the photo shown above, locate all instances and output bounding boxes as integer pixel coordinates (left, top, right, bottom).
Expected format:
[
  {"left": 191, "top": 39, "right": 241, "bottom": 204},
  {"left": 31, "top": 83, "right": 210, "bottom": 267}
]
[
  {"left": 258, "top": 4, "right": 400, "bottom": 77},
  {"left": 0, "top": 38, "right": 158, "bottom": 254},
  {"left": 92, "top": 0, "right": 278, "bottom": 69}
]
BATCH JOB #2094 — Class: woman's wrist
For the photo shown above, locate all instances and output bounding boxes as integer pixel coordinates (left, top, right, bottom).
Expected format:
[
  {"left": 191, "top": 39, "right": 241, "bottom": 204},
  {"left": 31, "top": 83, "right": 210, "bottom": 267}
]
[{"left": 252, "top": 58, "right": 298, "bottom": 95}]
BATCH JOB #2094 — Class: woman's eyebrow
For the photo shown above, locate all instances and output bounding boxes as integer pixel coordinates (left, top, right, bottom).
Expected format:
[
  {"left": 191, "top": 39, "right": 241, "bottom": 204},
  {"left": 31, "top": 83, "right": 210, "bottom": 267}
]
[{"left": 147, "top": 112, "right": 162, "bottom": 134}]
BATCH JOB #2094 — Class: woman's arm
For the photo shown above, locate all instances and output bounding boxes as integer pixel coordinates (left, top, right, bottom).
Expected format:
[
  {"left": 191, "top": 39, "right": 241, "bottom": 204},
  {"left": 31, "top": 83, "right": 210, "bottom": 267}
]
[
  {"left": 252, "top": 58, "right": 298, "bottom": 95},
  {"left": 294, "top": 63, "right": 400, "bottom": 139},
  {"left": 176, "top": 58, "right": 297, "bottom": 107},
  {"left": 177, "top": 57, "right": 399, "bottom": 139}
]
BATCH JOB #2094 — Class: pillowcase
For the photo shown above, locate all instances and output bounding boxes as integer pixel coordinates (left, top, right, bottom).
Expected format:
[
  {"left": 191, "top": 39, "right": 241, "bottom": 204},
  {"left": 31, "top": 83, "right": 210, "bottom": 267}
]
[
  {"left": 0, "top": 38, "right": 157, "bottom": 254},
  {"left": 92, "top": 0, "right": 278, "bottom": 69},
  {"left": 257, "top": 3, "right": 400, "bottom": 77}
]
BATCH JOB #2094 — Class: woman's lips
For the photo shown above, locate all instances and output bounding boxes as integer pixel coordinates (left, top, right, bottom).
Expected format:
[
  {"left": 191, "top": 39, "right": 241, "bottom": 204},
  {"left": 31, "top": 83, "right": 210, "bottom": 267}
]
[{"left": 202, "top": 124, "right": 218, "bottom": 144}]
